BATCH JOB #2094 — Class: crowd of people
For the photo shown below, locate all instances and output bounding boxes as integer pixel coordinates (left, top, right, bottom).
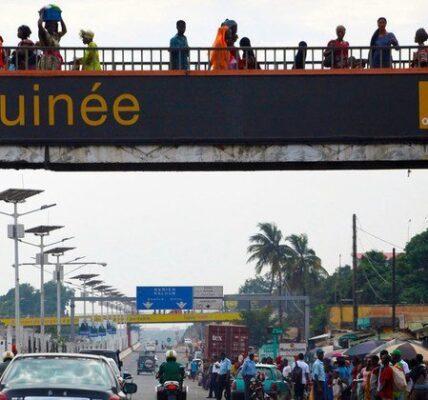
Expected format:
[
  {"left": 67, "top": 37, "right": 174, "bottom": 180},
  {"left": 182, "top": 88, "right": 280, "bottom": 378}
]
[
  {"left": 195, "top": 348, "right": 427, "bottom": 400},
  {"left": 308, "top": 348, "right": 427, "bottom": 400},
  {"left": 1, "top": 12, "right": 427, "bottom": 71}
]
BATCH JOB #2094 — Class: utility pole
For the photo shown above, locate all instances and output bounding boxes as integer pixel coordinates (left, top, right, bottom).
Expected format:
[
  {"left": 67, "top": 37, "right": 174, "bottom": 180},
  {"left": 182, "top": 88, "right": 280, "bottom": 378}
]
[
  {"left": 352, "top": 214, "right": 358, "bottom": 331},
  {"left": 392, "top": 248, "right": 396, "bottom": 331}
]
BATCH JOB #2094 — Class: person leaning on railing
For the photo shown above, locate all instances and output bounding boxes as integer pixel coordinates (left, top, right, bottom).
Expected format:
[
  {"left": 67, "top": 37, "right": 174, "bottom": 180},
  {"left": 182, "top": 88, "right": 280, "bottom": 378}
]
[
  {"left": 369, "top": 17, "right": 399, "bottom": 68},
  {"left": 411, "top": 28, "right": 428, "bottom": 68},
  {"left": 323, "top": 25, "right": 349, "bottom": 68},
  {"left": 9, "top": 25, "right": 36, "bottom": 70},
  {"left": 238, "top": 37, "right": 260, "bottom": 70},
  {"left": 74, "top": 30, "right": 101, "bottom": 71}
]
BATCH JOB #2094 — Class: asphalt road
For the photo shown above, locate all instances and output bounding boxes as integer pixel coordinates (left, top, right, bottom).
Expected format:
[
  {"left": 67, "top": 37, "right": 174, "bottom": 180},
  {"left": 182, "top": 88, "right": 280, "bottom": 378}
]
[{"left": 123, "top": 349, "right": 208, "bottom": 400}]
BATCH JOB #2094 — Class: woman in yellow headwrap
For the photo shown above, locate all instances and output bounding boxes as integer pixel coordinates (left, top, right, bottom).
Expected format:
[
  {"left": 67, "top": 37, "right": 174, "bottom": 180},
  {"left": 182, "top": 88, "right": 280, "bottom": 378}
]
[{"left": 77, "top": 29, "right": 101, "bottom": 71}]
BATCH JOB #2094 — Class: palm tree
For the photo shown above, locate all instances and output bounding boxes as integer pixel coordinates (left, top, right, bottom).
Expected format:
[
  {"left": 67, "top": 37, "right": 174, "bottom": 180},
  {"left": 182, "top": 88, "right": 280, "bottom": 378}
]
[
  {"left": 247, "top": 223, "right": 290, "bottom": 322},
  {"left": 287, "top": 234, "right": 328, "bottom": 296}
]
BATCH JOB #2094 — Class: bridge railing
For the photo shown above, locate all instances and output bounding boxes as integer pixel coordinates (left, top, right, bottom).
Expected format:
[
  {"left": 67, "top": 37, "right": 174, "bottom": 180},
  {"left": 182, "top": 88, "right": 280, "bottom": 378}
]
[{"left": 1, "top": 45, "right": 426, "bottom": 71}]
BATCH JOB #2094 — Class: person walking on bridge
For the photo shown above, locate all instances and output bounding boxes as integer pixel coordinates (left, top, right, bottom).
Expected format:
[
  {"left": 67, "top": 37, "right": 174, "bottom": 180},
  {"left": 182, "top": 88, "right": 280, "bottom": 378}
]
[
  {"left": 169, "top": 20, "right": 189, "bottom": 70},
  {"left": 77, "top": 29, "right": 101, "bottom": 71}
]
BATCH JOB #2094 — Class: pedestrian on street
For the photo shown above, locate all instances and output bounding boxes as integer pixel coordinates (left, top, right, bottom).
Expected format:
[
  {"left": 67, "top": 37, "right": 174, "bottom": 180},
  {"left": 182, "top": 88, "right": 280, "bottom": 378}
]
[
  {"left": 242, "top": 353, "right": 257, "bottom": 400},
  {"left": 207, "top": 357, "right": 220, "bottom": 398},
  {"left": 378, "top": 354, "right": 394, "bottom": 400},
  {"left": 292, "top": 353, "right": 310, "bottom": 400},
  {"left": 312, "top": 349, "right": 326, "bottom": 400},
  {"left": 216, "top": 352, "right": 231, "bottom": 400}
]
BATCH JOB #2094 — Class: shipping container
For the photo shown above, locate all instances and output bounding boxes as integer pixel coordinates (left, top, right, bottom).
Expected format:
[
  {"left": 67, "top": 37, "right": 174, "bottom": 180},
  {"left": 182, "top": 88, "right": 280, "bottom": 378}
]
[{"left": 204, "top": 324, "right": 249, "bottom": 360}]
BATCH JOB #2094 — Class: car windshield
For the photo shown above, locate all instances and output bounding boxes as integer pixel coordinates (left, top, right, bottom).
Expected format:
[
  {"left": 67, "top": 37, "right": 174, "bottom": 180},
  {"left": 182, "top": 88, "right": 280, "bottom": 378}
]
[
  {"left": 237, "top": 366, "right": 273, "bottom": 380},
  {"left": 2, "top": 357, "right": 115, "bottom": 388}
]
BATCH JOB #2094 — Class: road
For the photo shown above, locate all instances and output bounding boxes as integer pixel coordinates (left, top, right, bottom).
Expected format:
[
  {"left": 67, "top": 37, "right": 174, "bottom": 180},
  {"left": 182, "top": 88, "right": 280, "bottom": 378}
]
[{"left": 123, "top": 349, "right": 208, "bottom": 400}]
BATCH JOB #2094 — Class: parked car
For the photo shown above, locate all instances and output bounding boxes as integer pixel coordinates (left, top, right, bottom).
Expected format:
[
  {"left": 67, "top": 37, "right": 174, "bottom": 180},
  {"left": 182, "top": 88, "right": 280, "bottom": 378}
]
[
  {"left": 231, "top": 364, "right": 289, "bottom": 400},
  {"left": 0, "top": 353, "right": 137, "bottom": 400},
  {"left": 79, "top": 349, "right": 123, "bottom": 370},
  {"left": 137, "top": 354, "right": 156, "bottom": 374}
]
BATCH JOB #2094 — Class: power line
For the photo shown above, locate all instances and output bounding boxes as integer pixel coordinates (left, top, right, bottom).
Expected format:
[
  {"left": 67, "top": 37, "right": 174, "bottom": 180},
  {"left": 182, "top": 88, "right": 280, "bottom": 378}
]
[
  {"left": 356, "top": 219, "right": 405, "bottom": 250},
  {"left": 360, "top": 260, "right": 388, "bottom": 302},
  {"left": 358, "top": 238, "right": 391, "bottom": 284}
]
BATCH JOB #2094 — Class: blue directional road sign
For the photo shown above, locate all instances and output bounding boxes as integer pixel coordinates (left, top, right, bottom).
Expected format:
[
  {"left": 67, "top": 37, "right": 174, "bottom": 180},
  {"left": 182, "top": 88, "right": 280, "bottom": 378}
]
[{"left": 136, "top": 286, "right": 193, "bottom": 310}]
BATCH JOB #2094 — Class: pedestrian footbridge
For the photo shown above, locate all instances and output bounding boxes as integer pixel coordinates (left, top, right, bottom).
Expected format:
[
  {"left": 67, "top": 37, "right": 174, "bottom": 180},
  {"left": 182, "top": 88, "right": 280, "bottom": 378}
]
[{"left": 0, "top": 46, "right": 427, "bottom": 171}]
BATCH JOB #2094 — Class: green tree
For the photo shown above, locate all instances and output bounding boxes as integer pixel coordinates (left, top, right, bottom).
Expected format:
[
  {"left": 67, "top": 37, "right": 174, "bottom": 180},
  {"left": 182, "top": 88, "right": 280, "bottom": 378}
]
[
  {"left": 239, "top": 273, "right": 272, "bottom": 294},
  {"left": 247, "top": 223, "right": 291, "bottom": 322},
  {"left": 240, "top": 308, "right": 276, "bottom": 348},
  {"left": 0, "top": 282, "right": 74, "bottom": 317},
  {"left": 44, "top": 281, "right": 75, "bottom": 316},
  {"left": 287, "top": 234, "right": 327, "bottom": 296}
]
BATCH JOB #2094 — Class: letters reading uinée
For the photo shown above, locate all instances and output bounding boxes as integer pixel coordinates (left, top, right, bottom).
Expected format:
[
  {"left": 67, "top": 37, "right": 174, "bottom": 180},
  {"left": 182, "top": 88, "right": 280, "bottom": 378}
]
[{"left": 0, "top": 82, "right": 141, "bottom": 127}]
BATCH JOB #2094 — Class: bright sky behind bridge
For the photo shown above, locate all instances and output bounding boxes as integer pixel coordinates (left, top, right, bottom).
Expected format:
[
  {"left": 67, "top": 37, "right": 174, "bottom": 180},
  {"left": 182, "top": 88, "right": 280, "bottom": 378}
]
[{"left": 1, "top": 0, "right": 427, "bottom": 48}]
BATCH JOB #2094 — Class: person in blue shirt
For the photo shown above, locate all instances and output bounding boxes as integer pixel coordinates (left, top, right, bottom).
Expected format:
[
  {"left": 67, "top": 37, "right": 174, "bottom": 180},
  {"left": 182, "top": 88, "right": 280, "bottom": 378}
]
[
  {"left": 241, "top": 353, "right": 257, "bottom": 400},
  {"left": 369, "top": 17, "right": 399, "bottom": 68},
  {"left": 312, "top": 349, "right": 326, "bottom": 400},
  {"left": 217, "top": 352, "right": 231, "bottom": 400},
  {"left": 336, "top": 356, "right": 352, "bottom": 400},
  {"left": 169, "top": 20, "right": 189, "bottom": 70}
]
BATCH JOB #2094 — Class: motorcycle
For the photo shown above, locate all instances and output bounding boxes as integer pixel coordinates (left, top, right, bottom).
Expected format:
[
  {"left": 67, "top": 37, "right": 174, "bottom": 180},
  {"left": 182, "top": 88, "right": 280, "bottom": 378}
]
[
  {"left": 249, "top": 376, "right": 271, "bottom": 400},
  {"left": 156, "top": 380, "right": 188, "bottom": 400}
]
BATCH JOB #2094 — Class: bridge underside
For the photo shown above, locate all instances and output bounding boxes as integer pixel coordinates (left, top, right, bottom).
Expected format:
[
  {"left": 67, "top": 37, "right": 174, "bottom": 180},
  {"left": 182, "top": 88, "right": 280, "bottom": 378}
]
[{"left": 1, "top": 144, "right": 427, "bottom": 171}]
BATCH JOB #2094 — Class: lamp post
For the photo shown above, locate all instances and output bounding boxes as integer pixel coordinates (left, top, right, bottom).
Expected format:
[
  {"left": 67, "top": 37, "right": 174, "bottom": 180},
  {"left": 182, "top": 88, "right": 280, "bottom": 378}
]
[
  {"left": 20, "top": 226, "right": 72, "bottom": 337},
  {"left": 44, "top": 247, "right": 75, "bottom": 336},
  {"left": 70, "top": 274, "right": 100, "bottom": 318},
  {"left": 94, "top": 285, "right": 112, "bottom": 317},
  {"left": 0, "top": 188, "right": 55, "bottom": 351},
  {"left": 85, "top": 280, "right": 103, "bottom": 320}
]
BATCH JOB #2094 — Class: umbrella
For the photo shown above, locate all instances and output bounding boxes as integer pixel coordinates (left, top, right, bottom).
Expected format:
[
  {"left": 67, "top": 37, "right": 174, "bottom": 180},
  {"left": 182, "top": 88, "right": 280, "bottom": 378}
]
[
  {"left": 343, "top": 340, "right": 386, "bottom": 358},
  {"left": 325, "top": 351, "right": 344, "bottom": 358},
  {"left": 370, "top": 340, "right": 428, "bottom": 361},
  {"left": 368, "top": 339, "right": 404, "bottom": 356}
]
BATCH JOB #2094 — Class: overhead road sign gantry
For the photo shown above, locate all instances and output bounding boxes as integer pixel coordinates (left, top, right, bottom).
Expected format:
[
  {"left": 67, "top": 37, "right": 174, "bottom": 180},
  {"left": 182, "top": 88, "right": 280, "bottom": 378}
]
[{"left": 136, "top": 286, "right": 193, "bottom": 310}]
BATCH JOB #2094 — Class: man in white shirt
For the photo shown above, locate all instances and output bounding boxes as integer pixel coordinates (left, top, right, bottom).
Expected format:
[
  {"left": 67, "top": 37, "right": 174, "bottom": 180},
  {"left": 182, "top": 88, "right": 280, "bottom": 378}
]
[
  {"left": 282, "top": 359, "right": 292, "bottom": 379},
  {"left": 292, "top": 353, "right": 310, "bottom": 400}
]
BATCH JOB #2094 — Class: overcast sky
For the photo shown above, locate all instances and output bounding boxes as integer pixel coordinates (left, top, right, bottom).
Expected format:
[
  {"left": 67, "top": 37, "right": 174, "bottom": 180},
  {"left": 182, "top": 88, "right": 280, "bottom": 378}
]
[
  {"left": 1, "top": 0, "right": 427, "bottom": 48},
  {"left": 0, "top": 169, "right": 427, "bottom": 301},
  {"left": 1, "top": 0, "right": 428, "bottom": 301}
]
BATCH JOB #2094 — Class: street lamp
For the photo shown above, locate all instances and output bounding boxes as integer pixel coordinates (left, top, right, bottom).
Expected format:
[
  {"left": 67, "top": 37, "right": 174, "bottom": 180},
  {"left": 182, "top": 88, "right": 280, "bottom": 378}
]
[
  {"left": 70, "top": 274, "right": 100, "bottom": 318},
  {"left": 94, "top": 285, "right": 112, "bottom": 317},
  {"left": 0, "top": 188, "right": 55, "bottom": 351},
  {"left": 85, "top": 280, "right": 104, "bottom": 320},
  {"left": 21, "top": 225, "right": 71, "bottom": 337},
  {"left": 44, "top": 247, "right": 76, "bottom": 336}
]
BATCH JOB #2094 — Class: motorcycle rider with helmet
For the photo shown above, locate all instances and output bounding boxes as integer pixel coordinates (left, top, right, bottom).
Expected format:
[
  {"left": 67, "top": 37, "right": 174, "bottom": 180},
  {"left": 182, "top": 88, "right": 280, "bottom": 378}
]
[
  {"left": 0, "top": 351, "right": 14, "bottom": 377},
  {"left": 157, "top": 350, "right": 185, "bottom": 384}
]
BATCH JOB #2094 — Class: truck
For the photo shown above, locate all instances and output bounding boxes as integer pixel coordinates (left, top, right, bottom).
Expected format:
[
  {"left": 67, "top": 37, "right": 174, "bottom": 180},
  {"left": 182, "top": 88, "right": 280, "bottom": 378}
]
[{"left": 204, "top": 324, "right": 249, "bottom": 360}]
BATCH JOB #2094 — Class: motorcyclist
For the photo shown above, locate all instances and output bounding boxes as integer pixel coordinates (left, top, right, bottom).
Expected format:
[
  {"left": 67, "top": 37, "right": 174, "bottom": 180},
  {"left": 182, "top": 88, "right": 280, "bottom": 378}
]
[
  {"left": 157, "top": 350, "right": 185, "bottom": 385},
  {"left": 0, "top": 351, "right": 14, "bottom": 377}
]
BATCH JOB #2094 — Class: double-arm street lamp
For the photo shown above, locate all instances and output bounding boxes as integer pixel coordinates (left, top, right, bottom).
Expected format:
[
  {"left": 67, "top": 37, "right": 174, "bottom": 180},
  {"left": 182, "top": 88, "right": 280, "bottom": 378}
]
[
  {"left": 0, "top": 188, "right": 55, "bottom": 351},
  {"left": 20, "top": 226, "right": 74, "bottom": 337}
]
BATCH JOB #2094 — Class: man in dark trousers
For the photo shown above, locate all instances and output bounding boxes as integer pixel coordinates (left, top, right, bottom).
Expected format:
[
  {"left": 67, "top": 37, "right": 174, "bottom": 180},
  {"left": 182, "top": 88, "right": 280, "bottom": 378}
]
[
  {"left": 207, "top": 357, "right": 220, "bottom": 398},
  {"left": 217, "top": 352, "right": 231, "bottom": 400}
]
